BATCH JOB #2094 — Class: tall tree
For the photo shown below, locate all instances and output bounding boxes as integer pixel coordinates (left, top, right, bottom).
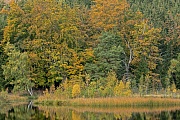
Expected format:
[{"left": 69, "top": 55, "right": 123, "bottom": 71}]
[
  {"left": 89, "top": 0, "right": 162, "bottom": 86},
  {"left": 167, "top": 53, "right": 180, "bottom": 89},
  {"left": 0, "top": 0, "right": 8, "bottom": 90},
  {"left": 2, "top": 43, "right": 33, "bottom": 95},
  {"left": 2, "top": 0, "right": 86, "bottom": 88},
  {"left": 127, "top": 0, "right": 180, "bottom": 88},
  {"left": 89, "top": 0, "right": 129, "bottom": 32},
  {"left": 85, "top": 32, "right": 124, "bottom": 80}
]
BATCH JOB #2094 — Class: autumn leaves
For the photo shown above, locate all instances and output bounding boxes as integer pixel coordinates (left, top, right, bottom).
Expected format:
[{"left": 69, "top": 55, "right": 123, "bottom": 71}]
[{"left": 0, "top": 0, "right": 179, "bottom": 96}]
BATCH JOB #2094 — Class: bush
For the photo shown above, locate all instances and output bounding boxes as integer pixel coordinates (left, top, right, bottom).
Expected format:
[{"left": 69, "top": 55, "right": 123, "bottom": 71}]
[
  {"left": 72, "top": 84, "right": 81, "bottom": 98},
  {"left": 114, "top": 81, "right": 132, "bottom": 96}
]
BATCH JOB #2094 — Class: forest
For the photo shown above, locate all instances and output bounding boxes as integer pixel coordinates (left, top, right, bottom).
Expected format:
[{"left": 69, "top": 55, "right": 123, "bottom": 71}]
[{"left": 0, "top": 0, "right": 179, "bottom": 98}]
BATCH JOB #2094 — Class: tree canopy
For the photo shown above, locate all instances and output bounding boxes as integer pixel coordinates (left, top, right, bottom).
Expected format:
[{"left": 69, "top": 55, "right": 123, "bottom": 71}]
[{"left": 0, "top": 0, "right": 179, "bottom": 96}]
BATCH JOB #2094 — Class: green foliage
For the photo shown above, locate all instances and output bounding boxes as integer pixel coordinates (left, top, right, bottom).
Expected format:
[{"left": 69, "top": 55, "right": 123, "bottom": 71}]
[
  {"left": 0, "top": 88, "right": 8, "bottom": 99},
  {"left": 2, "top": 43, "right": 34, "bottom": 94},
  {"left": 99, "top": 71, "right": 118, "bottom": 97},
  {"left": 0, "top": 0, "right": 179, "bottom": 97},
  {"left": 85, "top": 32, "right": 124, "bottom": 80},
  {"left": 0, "top": 1, "right": 7, "bottom": 41},
  {"left": 63, "top": 0, "right": 92, "bottom": 8},
  {"left": 59, "top": 80, "right": 73, "bottom": 98},
  {"left": 1, "top": 0, "right": 86, "bottom": 88},
  {"left": 167, "top": 54, "right": 180, "bottom": 89},
  {"left": 0, "top": 0, "right": 8, "bottom": 91},
  {"left": 55, "top": 77, "right": 82, "bottom": 99},
  {"left": 139, "top": 75, "right": 145, "bottom": 96},
  {"left": 128, "top": 0, "right": 180, "bottom": 89},
  {"left": 83, "top": 81, "right": 97, "bottom": 98},
  {"left": 0, "top": 46, "right": 7, "bottom": 90}
]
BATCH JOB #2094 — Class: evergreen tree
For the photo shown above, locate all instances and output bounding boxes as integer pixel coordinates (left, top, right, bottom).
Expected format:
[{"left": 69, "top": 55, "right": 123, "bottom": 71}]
[
  {"left": 167, "top": 54, "right": 180, "bottom": 89},
  {"left": 85, "top": 32, "right": 124, "bottom": 80}
]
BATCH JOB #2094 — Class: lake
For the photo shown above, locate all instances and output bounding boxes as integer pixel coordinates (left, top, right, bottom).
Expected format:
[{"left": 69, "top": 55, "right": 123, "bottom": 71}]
[{"left": 0, "top": 102, "right": 180, "bottom": 120}]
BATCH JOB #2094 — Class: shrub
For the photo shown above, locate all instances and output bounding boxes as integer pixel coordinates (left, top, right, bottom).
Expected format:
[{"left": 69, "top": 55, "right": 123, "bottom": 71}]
[
  {"left": 114, "top": 80, "right": 125, "bottom": 96},
  {"left": 114, "top": 81, "right": 132, "bottom": 96},
  {"left": 72, "top": 84, "right": 81, "bottom": 98}
]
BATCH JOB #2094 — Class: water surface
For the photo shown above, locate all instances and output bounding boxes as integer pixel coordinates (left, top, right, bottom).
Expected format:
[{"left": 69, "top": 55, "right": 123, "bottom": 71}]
[{"left": 0, "top": 102, "right": 180, "bottom": 120}]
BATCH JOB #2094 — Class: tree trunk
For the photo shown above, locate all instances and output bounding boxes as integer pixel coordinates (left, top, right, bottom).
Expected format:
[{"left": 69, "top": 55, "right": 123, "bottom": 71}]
[{"left": 27, "top": 86, "right": 33, "bottom": 96}]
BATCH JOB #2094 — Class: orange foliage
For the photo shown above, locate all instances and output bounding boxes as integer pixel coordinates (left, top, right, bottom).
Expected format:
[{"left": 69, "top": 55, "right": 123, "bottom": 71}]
[{"left": 90, "top": 0, "right": 129, "bottom": 32}]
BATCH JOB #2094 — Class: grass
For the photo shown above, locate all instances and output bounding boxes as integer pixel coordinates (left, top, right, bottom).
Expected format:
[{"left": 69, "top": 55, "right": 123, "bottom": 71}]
[
  {"left": 34, "top": 96, "right": 180, "bottom": 107},
  {"left": 0, "top": 89, "right": 39, "bottom": 104},
  {"left": 68, "top": 97, "right": 180, "bottom": 107},
  {"left": 0, "top": 93, "right": 28, "bottom": 104}
]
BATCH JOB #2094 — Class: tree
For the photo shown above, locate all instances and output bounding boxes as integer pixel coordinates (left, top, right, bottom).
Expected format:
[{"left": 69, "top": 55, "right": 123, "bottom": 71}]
[
  {"left": 0, "top": 46, "right": 7, "bottom": 90},
  {"left": 2, "top": 43, "right": 33, "bottom": 95},
  {"left": 167, "top": 53, "right": 180, "bottom": 89},
  {"left": 0, "top": 0, "right": 7, "bottom": 41},
  {"left": 0, "top": 0, "right": 8, "bottom": 91},
  {"left": 63, "top": 0, "right": 92, "bottom": 8},
  {"left": 22, "top": 0, "right": 84, "bottom": 87},
  {"left": 131, "top": 20, "right": 162, "bottom": 93},
  {"left": 85, "top": 32, "right": 124, "bottom": 80},
  {"left": 88, "top": 0, "right": 130, "bottom": 45},
  {"left": 2, "top": 0, "right": 25, "bottom": 45},
  {"left": 114, "top": 80, "right": 125, "bottom": 96},
  {"left": 2, "top": 0, "right": 85, "bottom": 88},
  {"left": 89, "top": 0, "right": 162, "bottom": 85},
  {"left": 100, "top": 71, "right": 118, "bottom": 97},
  {"left": 128, "top": 0, "right": 180, "bottom": 89},
  {"left": 89, "top": 0, "right": 129, "bottom": 32}
]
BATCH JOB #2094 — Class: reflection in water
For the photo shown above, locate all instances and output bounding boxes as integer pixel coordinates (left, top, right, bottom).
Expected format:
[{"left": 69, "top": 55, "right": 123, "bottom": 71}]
[{"left": 0, "top": 103, "right": 180, "bottom": 120}]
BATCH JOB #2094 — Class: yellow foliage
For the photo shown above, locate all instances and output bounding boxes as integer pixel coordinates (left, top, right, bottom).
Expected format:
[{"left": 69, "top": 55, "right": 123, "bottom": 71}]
[
  {"left": 106, "top": 71, "right": 118, "bottom": 87},
  {"left": 50, "top": 84, "right": 55, "bottom": 94},
  {"left": 171, "top": 82, "right": 177, "bottom": 93},
  {"left": 173, "top": 89, "right": 177, "bottom": 93},
  {"left": 114, "top": 80, "right": 132, "bottom": 96},
  {"left": 114, "top": 80, "right": 124, "bottom": 96},
  {"left": 72, "top": 84, "right": 81, "bottom": 98},
  {"left": 42, "top": 88, "right": 51, "bottom": 99}
]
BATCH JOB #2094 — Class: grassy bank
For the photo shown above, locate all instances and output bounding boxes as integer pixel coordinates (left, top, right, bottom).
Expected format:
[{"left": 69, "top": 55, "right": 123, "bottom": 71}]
[
  {"left": 34, "top": 97, "right": 180, "bottom": 107},
  {"left": 0, "top": 93, "right": 28, "bottom": 104},
  {"left": 0, "top": 89, "right": 39, "bottom": 104}
]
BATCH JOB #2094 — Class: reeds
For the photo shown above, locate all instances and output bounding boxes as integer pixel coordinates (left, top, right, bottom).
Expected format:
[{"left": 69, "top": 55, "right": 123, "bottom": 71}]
[
  {"left": 68, "top": 97, "right": 180, "bottom": 107},
  {"left": 0, "top": 93, "right": 27, "bottom": 103},
  {"left": 35, "top": 97, "right": 180, "bottom": 107}
]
